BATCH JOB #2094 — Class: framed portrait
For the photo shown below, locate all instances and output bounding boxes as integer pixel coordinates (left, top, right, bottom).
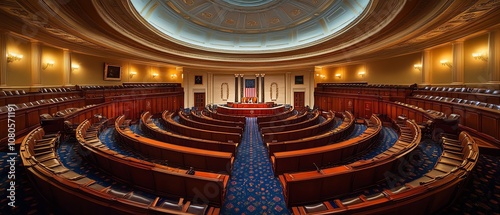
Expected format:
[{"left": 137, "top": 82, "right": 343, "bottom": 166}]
[
  {"left": 195, "top": 75, "right": 203, "bottom": 85},
  {"left": 104, "top": 63, "right": 121, "bottom": 81},
  {"left": 295, "top": 75, "right": 304, "bottom": 84}
]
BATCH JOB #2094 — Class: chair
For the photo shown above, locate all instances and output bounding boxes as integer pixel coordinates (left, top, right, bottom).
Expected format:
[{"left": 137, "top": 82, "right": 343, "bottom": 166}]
[
  {"left": 186, "top": 203, "right": 208, "bottom": 215},
  {"left": 303, "top": 202, "right": 329, "bottom": 213},
  {"left": 158, "top": 199, "right": 184, "bottom": 211}
]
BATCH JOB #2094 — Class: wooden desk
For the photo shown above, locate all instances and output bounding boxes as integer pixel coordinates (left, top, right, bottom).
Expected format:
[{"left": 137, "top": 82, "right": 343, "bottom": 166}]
[
  {"left": 216, "top": 105, "right": 285, "bottom": 116},
  {"left": 227, "top": 103, "right": 272, "bottom": 108}
]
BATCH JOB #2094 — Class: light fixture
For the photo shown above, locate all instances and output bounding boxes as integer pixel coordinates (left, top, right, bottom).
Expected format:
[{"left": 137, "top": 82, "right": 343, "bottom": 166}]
[
  {"left": 152, "top": 73, "right": 158, "bottom": 78},
  {"left": 43, "top": 60, "right": 54, "bottom": 70},
  {"left": 129, "top": 71, "right": 137, "bottom": 78},
  {"left": 335, "top": 74, "right": 341, "bottom": 79},
  {"left": 472, "top": 52, "right": 487, "bottom": 61},
  {"left": 358, "top": 71, "right": 366, "bottom": 77},
  {"left": 71, "top": 64, "right": 80, "bottom": 71},
  {"left": 6, "top": 53, "right": 23, "bottom": 63},
  {"left": 440, "top": 60, "right": 452, "bottom": 68},
  {"left": 319, "top": 74, "right": 326, "bottom": 79},
  {"left": 413, "top": 64, "right": 422, "bottom": 71},
  {"left": 171, "top": 74, "right": 177, "bottom": 79}
]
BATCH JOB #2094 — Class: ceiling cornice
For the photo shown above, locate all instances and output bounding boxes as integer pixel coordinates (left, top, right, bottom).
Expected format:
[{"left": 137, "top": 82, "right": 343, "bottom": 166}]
[{"left": 0, "top": 0, "right": 499, "bottom": 71}]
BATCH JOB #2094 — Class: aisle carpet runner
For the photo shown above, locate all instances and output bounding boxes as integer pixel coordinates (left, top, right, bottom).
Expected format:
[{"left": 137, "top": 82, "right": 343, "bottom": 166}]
[{"left": 221, "top": 117, "right": 290, "bottom": 214}]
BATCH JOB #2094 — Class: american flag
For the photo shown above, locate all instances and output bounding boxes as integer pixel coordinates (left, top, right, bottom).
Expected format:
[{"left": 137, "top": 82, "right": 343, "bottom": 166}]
[{"left": 245, "top": 79, "right": 256, "bottom": 97}]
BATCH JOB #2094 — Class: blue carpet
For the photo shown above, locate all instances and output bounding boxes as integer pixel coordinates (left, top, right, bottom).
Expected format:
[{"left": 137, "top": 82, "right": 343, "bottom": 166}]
[
  {"left": 222, "top": 117, "right": 290, "bottom": 215},
  {"left": 342, "top": 124, "right": 367, "bottom": 141},
  {"left": 354, "top": 126, "right": 398, "bottom": 161},
  {"left": 329, "top": 138, "right": 442, "bottom": 205}
]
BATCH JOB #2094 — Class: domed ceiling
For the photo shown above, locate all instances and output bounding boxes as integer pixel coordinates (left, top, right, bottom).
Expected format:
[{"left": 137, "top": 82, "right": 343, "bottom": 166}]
[
  {"left": 130, "top": 0, "right": 370, "bottom": 53},
  {"left": 1, "top": 0, "right": 499, "bottom": 71}
]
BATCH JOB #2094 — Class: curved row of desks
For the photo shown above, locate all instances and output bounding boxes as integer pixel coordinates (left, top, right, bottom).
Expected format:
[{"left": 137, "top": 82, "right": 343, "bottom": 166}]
[
  {"left": 115, "top": 115, "right": 234, "bottom": 174},
  {"left": 291, "top": 131, "right": 478, "bottom": 214},
  {"left": 79, "top": 118, "right": 229, "bottom": 207},
  {"left": 178, "top": 111, "right": 243, "bottom": 134},
  {"left": 260, "top": 110, "right": 319, "bottom": 134},
  {"left": 189, "top": 110, "right": 244, "bottom": 128},
  {"left": 258, "top": 109, "right": 310, "bottom": 128},
  {"left": 258, "top": 109, "right": 309, "bottom": 128},
  {"left": 266, "top": 111, "right": 355, "bottom": 155},
  {"left": 202, "top": 108, "right": 246, "bottom": 123},
  {"left": 271, "top": 114, "right": 382, "bottom": 175},
  {"left": 140, "top": 111, "right": 238, "bottom": 154},
  {"left": 21, "top": 126, "right": 219, "bottom": 214},
  {"left": 262, "top": 111, "right": 336, "bottom": 143},
  {"left": 256, "top": 106, "right": 296, "bottom": 123},
  {"left": 280, "top": 119, "right": 420, "bottom": 206},
  {"left": 163, "top": 111, "right": 241, "bottom": 143}
]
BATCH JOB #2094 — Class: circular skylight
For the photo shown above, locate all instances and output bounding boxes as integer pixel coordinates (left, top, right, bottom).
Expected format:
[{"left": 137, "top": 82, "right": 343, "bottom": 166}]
[{"left": 130, "top": 0, "right": 370, "bottom": 53}]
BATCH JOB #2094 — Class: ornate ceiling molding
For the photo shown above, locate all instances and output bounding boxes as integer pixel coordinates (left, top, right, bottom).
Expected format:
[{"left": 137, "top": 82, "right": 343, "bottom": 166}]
[{"left": 0, "top": 0, "right": 499, "bottom": 71}]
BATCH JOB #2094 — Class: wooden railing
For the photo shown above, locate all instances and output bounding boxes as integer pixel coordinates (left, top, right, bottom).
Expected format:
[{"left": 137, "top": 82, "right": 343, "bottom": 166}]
[
  {"left": 115, "top": 115, "right": 234, "bottom": 174},
  {"left": 266, "top": 111, "right": 355, "bottom": 155},
  {"left": 271, "top": 114, "right": 382, "bottom": 175},
  {"left": 162, "top": 111, "right": 241, "bottom": 143},
  {"left": 291, "top": 131, "right": 478, "bottom": 214},
  {"left": 140, "top": 111, "right": 237, "bottom": 153}
]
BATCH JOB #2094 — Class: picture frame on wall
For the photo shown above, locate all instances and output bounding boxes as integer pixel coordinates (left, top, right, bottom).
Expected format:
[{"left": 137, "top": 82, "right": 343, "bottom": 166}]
[
  {"left": 104, "top": 63, "right": 122, "bottom": 81},
  {"left": 295, "top": 75, "right": 304, "bottom": 84},
  {"left": 195, "top": 75, "right": 203, "bottom": 85}
]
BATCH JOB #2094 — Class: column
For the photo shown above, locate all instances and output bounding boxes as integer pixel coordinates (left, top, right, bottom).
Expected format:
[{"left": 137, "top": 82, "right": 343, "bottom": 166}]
[
  {"left": 451, "top": 41, "right": 464, "bottom": 85},
  {"left": 285, "top": 72, "right": 291, "bottom": 104},
  {"left": 31, "top": 41, "right": 42, "bottom": 86},
  {"left": 63, "top": 49, "right": 70, "bottom": 86},
  {"left": 234, "top": 74, "right": 239, "bottom": 102},
  {"left": 183, "top": 70, "right": 190, "bottom": 109},
  {"left": 421, "top": 50, "right": 431, "bottom": 85},
  {"left": 207, "top": 72, "right": 213, "bottom": 105},
  {"left": 488, "top": 30, "right": 500, "bottom": 83},
  {"left": 309, "top": 69, "right": 315, "bottom": 108},
  {"left": 255, "top": 74, "right": 260, "bottom": 102},
  {"left": 261, "top": 74, "right": 265, "bottom": 102},
  {"left": 240, "top": 74, "right": 244, "bottom": 100},
  {"left": 0, "top": 32, "right": 7, "bottom": 86}
]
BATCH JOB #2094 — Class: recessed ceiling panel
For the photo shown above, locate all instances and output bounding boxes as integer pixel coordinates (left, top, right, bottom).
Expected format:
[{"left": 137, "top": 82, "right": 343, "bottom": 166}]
[{"left": 130, "top": 0, "right": 370, "bottom": 53}]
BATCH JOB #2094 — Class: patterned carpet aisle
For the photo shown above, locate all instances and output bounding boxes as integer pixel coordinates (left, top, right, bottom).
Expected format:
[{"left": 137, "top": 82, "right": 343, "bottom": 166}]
[{"left": 222, "top": 118, "right": 291, "bottom": 215}]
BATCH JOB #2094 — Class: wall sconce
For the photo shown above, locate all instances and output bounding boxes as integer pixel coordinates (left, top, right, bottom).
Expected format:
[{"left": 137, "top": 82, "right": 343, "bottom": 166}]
[
  {"left": 472, "top": 52, "right": 487, "bottom": 61},
  {"left": 129, "top": 71, "right": 137, "bottom": 78},
  {"left": 319, "top": 74, "right": 326, "bottom": 79},
  {"left": 43, "top": 60, "right": 54, "bottom": 70},
  {"left": 335, "top": 74, "right": 341, "bottom": 79},
  {"left": 6, "top": 53, "right": 23, "bottom": 63},
  {"left": 413, "top": 64, "right": 422, "bottom": 71},
  {"left": 171, "top": 74, "right": 177, "bottom": 79},
  {"left": 152, "top": 73, "right": 158, "bottom": 78},
  {"left": 440, "top": 60, "right": 452, "bottom": 68},
  {"left": 358, "top": 71, "right": 366, "bottom": 77},
  {"left": 71, "top": 64, "right": 80, "bottom": 71}
]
